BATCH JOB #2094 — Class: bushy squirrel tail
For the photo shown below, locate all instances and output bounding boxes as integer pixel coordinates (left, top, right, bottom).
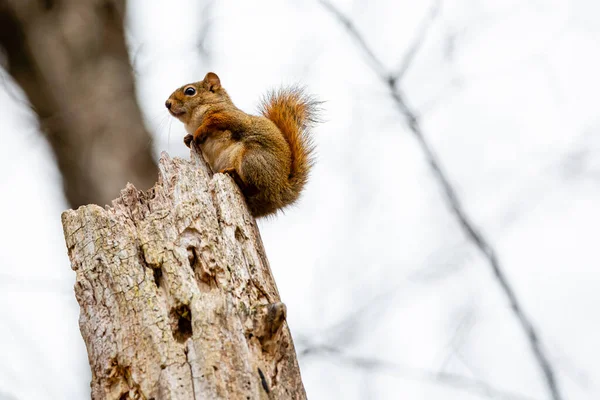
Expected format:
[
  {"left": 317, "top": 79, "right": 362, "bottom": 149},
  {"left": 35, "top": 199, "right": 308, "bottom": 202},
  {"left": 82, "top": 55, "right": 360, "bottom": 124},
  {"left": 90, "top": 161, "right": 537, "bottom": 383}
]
[{"left": 259, "top": 87, "right": 320, "bottom": 204}]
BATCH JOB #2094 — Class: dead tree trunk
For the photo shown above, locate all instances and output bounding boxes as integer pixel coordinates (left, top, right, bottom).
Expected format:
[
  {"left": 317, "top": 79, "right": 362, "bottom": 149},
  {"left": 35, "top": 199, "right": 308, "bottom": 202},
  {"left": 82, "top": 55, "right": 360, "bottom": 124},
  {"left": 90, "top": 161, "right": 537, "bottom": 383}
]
[{"left": 61, "top": 147, "right": 306, "bottom": 400}]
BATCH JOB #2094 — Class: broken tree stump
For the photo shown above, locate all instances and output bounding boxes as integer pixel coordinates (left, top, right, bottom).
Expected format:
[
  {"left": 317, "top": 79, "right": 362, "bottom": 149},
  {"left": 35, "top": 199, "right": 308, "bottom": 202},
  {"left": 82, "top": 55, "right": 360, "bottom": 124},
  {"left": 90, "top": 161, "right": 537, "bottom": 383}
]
[{"left": 61, "top": 147, "right": 306, "bottom": 400}]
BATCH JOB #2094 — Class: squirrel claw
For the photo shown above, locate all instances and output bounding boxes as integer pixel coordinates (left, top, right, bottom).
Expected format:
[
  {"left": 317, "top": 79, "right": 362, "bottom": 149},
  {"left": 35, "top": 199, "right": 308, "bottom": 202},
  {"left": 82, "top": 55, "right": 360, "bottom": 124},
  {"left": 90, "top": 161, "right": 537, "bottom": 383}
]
[
  {"left": 183, "top": 134, "right": 193, "bottom": 148},
  {"left": 219, "top": 168, "right": 245, "bottom": 188},
  {"left": 219, "top": 167, "right": 237, "bottom": 178}
]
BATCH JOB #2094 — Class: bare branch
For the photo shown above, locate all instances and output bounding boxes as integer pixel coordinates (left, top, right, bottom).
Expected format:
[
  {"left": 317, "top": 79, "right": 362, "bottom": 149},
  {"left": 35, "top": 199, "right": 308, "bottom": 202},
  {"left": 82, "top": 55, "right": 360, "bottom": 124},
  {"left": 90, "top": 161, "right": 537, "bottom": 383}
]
[
  {"left": 319, "top": 0, "right": 387, "bottom": 78},
  {"left": 197, "top": 0, "right": 216, "bottom": 61},
  {"left": 300, "top": 343, "right": 540, "bottom": 400},
  {"left": 320, "top": 3, "right": 564, "bottom": 400},
  {"left": 393, "top": 0, "right": 442, "bottom": 82}
]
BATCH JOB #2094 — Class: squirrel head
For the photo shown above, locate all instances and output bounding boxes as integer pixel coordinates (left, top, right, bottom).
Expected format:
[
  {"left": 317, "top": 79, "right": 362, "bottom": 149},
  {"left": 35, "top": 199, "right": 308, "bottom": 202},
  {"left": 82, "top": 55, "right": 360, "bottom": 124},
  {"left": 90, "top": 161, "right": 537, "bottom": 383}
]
[{"left": 165, "top": 72, "right": 232, "bottom": 131}]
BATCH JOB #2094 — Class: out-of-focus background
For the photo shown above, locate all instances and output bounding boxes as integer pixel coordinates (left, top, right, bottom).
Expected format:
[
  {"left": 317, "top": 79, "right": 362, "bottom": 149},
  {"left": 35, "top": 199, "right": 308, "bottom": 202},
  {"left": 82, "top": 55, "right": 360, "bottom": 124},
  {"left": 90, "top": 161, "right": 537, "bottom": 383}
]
[{"left": 1, "top": 0, "right": 599, "bottom": 399}]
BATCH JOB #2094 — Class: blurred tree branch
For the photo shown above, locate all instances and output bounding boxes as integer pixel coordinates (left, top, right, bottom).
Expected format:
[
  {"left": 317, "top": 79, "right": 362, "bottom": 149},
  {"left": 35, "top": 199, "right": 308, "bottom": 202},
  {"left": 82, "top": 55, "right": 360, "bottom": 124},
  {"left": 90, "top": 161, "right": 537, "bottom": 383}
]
[
  {"left": 391, "top": 0, "right": 440, "bottom": 81},
  {"left": 319, "top": 1, "right": 564, "bottom": 400},
  {"left": 196, "top": 0, "right": 215, "bottom": 61},
  {"left": 0, "top": 0, "right": 156, "bottom": 208},
  {"left": 300, "top": 342, "right": 540, "bottom": 400},
  {"left": 0, "top": 390, "right": 18, "bottom": 400}
]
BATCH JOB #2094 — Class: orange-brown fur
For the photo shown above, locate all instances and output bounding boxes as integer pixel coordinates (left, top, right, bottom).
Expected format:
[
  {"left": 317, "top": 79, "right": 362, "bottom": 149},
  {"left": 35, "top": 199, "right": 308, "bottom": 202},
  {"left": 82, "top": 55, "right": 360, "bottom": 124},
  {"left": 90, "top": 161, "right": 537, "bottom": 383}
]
[{"left": 165, "top": 72, "right": 319, "bottom": 218}]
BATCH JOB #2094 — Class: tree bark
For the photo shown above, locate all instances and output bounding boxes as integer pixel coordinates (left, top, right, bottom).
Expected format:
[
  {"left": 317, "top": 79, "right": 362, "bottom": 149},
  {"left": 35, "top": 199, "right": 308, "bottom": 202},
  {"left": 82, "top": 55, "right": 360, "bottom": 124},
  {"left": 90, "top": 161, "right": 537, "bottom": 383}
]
[
  {"left": 0, "top": 0, "right": 157, "bottom": 208},
  {"left": 61, "top": 147, "right": 306, "bottom": 400}
]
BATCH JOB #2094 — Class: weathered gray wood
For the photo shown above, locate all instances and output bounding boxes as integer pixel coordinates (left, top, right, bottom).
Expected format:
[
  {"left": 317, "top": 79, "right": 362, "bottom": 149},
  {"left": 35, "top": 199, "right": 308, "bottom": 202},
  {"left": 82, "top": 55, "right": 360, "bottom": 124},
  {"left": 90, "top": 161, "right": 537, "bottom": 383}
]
[{"left": 61, "top": 147, "right": 306, "bottom": 400}]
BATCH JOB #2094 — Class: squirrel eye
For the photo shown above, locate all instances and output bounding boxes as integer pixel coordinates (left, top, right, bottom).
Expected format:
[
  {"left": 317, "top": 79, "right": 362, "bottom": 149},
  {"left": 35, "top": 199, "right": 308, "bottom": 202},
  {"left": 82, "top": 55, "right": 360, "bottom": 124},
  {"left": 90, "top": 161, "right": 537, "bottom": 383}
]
[{"left": 184, "top": 87, "right": 196, "bottom": 96}]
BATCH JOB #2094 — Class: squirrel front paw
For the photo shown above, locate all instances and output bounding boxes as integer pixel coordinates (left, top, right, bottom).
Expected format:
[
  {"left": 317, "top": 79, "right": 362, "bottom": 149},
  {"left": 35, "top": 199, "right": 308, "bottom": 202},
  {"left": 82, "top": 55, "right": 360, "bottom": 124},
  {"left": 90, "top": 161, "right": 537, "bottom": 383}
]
[
  {"left": 193, "top": 125, "right": 211, "bottom": 146},
  {"left": 183, "top": 134, "right": 193, "bottom": 148}
]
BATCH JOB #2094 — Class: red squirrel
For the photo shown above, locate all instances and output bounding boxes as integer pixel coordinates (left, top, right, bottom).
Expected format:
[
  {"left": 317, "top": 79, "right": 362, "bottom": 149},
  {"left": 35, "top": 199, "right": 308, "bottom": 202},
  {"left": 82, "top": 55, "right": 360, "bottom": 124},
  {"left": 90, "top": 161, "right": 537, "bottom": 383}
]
[{"left": 166, "top": 72, "right": 320, "bottom": 217}]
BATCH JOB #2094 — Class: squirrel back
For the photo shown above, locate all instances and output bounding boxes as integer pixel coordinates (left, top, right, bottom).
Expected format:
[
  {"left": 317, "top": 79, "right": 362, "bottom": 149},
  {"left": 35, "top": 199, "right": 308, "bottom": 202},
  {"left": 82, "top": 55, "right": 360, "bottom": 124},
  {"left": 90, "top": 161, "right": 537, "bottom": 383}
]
[
  {"left": 165, "top": 73, "right": 321, "bottom": 218},
  {"left": 259, "top": 88, "right": 318, "bottom": 206}
]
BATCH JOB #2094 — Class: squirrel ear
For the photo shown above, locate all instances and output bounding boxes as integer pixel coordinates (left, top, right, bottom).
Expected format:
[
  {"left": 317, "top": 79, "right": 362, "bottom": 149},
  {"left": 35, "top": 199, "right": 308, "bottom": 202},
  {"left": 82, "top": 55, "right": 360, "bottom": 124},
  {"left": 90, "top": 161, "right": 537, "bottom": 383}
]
[{"left": 204, "top": 72, "right": 221, "bottom": 92}]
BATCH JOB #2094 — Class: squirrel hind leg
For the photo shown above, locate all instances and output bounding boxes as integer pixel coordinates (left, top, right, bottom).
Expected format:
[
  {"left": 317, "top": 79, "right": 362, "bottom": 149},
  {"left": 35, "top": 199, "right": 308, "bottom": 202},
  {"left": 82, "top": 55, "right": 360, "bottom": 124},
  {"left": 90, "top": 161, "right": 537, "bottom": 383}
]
[{"left": 238, "top": 150, "right": 288, "bottom": 218}]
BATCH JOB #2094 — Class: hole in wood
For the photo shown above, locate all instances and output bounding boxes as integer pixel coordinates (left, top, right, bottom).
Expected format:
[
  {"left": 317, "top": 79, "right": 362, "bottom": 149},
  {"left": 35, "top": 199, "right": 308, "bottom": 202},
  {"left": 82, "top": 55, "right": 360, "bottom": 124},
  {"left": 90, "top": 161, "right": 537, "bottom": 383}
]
[
  {"left": 152, "top": 267, "right": 162, "bottom": 288},
  {"left": 187, "top": 246, "right": 198, "bottom": 271},
  {"left": 258, "top": 368, "right": 270, "bottom": 393},
  {"left": 171, "top": 305, "right": 193, "bottom": 343},
  {"left": 235, "top": 226, "right": 244, "bottom": 242}
]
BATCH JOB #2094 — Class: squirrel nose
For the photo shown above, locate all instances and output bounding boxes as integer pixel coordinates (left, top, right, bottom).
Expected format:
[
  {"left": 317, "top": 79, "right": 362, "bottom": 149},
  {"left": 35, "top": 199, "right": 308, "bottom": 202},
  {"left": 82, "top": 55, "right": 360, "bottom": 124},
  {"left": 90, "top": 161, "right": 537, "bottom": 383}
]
[{"left": 165, "top": 100, "right": 172, "bottom": 109}]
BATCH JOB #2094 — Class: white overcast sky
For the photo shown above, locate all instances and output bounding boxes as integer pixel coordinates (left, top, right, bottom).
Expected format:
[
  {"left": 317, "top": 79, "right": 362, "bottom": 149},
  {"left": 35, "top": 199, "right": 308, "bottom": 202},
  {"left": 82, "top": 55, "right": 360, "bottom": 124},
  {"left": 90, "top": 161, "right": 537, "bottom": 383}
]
[{"left": 1, "top": 0, "right": 600, "bottom": 399}]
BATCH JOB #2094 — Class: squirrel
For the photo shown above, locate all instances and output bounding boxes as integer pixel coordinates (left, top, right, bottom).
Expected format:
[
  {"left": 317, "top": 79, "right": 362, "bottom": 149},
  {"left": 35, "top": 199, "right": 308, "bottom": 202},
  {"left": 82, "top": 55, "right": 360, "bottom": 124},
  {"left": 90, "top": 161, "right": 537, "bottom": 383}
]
[{"left": 165, "top": 72, "right": 320, "bottom": 218}]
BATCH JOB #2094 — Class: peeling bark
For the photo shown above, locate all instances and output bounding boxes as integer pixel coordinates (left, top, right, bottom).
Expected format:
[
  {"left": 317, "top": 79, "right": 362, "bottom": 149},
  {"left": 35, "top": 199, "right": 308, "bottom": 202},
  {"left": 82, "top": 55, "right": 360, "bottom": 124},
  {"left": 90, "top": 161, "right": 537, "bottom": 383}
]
[{"left": 61, "top": 147, "right": 306, "bottom": 399}]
